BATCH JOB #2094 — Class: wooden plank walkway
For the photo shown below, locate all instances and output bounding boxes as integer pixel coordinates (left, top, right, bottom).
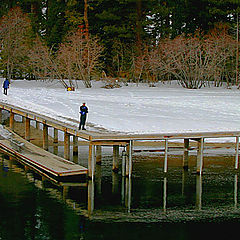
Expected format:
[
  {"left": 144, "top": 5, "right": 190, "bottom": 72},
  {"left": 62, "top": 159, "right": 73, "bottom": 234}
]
[{"left": 0, "top": 128, "right": 87, "bottom": 178}]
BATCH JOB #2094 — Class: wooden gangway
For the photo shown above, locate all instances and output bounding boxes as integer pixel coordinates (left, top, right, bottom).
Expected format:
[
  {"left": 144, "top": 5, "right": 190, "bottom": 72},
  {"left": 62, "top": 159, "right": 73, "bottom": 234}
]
[
  {"left": 0, "top": 128, "right": 87, "bottom": 179},
  {"left": 0, "top": 101, "right": 239, "bottom": 179}
]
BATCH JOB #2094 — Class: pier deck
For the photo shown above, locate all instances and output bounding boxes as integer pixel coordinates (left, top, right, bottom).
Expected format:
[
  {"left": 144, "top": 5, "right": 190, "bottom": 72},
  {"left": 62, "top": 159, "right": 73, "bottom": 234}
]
[{"left": 0, "top": 101, "right": 239, "bottom": 179}]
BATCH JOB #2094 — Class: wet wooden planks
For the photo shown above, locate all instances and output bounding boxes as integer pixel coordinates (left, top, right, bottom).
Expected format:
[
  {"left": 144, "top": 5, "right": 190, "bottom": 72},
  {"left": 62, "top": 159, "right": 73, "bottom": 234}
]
[{"left": 0, "top": 129, "right": 87, "bottom": 178}]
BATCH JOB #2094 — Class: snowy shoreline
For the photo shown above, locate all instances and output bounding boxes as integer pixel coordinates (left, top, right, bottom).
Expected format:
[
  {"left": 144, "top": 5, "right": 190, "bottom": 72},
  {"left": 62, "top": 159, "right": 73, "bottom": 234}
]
[{"left": 0, "top": 79, "right": 239, "bottom": 143}]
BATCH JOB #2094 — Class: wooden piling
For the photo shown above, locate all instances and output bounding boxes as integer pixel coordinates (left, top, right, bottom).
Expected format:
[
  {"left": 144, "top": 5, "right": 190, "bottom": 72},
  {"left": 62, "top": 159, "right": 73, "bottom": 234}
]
[
  {"left": 196, "top": 138, "right": 204, "bottom": 175},
  {"left": 25, "top": 117, "right": 30, "bottom": 141},
  {"left": 88, "top": 144, "right": 95, "bottom": 179},
  {"left": 112, "top": 145, "right": 119, "bottom": 172},
  {"left": 122, "top": 150, "right": 126, "bottom": 177},
  {"left": 125, "top": 141, "right": 133, "bottom": 177},
  {"left": 64, "top": 131, "right": 70, "bottom": 160},
  {"left": 183, "top": 139, "right": 189, "bottom": 170},
  {"left": 235, "top": 136, "right": 239, "bottom": 169},
  {"left": 126, "top": 145, "right": 129, "bottom": 176},
  {"left": 73, "top": 135, "right": 78, "bottom": 156},
  {"left": 42, "top": 124, "right": 48, "bottom": 150},
  {"left": 9, "top": 110, "right": 14, "bottom": 130},
  {"left": 164, "top": 139, "right": 168, "bottom": 173}
]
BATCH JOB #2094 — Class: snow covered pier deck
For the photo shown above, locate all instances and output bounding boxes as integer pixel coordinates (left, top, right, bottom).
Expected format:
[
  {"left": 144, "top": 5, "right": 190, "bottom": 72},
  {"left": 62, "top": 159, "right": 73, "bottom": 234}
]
[{"left": 0, "top": 101, "right": 239, "bottom": 179}]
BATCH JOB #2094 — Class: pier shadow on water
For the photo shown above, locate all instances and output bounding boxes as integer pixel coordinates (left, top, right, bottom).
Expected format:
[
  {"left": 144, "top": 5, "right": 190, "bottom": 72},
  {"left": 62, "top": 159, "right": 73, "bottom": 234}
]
[{"left": 0, "top": 149, "right": 240, "bottom": 240}]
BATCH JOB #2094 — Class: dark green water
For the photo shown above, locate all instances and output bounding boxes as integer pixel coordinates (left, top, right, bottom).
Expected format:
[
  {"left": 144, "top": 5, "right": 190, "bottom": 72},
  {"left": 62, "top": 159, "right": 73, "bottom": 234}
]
[{"left": 1, "top": 150, "right": 240, "bottom": 240}]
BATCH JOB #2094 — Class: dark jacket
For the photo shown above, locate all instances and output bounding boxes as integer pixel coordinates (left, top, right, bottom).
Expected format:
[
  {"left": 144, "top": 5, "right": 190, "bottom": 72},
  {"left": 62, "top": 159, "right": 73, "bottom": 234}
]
[
  {"left": 80, "top": 105, "right": 88, "bottom": 116},
  {"left": 3, "top": 79, "right": 10, "bottom": 89}
]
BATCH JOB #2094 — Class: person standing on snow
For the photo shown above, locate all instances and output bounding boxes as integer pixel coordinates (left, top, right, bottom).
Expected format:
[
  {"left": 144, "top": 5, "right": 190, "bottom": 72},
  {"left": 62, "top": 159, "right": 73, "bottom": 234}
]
[
  {"left": 3, "top": 78, "right": 10, "bottom": 95},
  {"left": 79, "top": 102, "right": 88, "bottom": 130}
]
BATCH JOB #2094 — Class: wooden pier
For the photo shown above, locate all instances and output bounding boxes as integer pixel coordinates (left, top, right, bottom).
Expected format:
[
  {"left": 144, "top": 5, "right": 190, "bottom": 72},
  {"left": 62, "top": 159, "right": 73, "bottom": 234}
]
[{"left": 0, "top": 101, "right": 239, "bottom": 179}]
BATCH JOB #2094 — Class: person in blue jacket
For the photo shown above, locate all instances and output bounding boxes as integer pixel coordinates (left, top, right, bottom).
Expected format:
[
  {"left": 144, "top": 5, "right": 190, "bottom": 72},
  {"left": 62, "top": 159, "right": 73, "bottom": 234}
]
[
  {"left": 79, "top": 102, "right": 88, "bottom": 130},
  {"left": 3, "top": 78, "right": 10, "bottom": 95}
]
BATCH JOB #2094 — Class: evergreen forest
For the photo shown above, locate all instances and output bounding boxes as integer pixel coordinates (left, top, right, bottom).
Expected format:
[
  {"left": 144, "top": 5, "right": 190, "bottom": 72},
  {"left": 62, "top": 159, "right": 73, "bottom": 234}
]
[{"left": 0, "top": 0, "right": 239, "bottom": 89}]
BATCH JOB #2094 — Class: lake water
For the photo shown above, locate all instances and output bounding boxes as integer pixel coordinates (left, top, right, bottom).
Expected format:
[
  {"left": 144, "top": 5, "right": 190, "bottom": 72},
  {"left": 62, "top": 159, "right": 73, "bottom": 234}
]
[{"left": 1, "top": 147, "right": 240, "bottom": 240}]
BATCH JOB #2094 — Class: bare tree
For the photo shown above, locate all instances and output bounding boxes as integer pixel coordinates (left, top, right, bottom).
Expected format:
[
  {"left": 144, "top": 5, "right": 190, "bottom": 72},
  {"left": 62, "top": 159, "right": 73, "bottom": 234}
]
[
  {"left": 0, "top": 7, "right": 32, "bottom": 79},
  {"left": 28, "top": 36, "right": 69, "bottom": 88},
  {"left": 147, "top": 25, "right": 236, "bottom": 89},
  {"left": 57, "top": 29, "right": 103, "bottom": 88}
]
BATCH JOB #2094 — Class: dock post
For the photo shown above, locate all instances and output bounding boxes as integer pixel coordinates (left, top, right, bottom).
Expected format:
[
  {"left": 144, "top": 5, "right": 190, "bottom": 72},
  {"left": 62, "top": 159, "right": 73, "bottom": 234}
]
[
  {"left": 9, "top": 110, "right": 14, "bottom": 130},
  {"left": 73, "top": 135, "right": 78, "bottom": 156},
  {"left": 196, "top": 138, "right": 204, "bottom": 175},
  {"left": 183, "top": 139, "right": 189, "bottom": 170},
  {"left": 96, "top": 146, "right": 102, "bottom": 164},
  {"left": 126, "top": 145, "right": 129, "bottom": 176},
  {"left": 88, "top": 144, "right": 96, "bottom": 180},
  {"left": 164, "top": 139, "right": 168, "bottom": 173},
  {"left": 122, "top": 150, "right": 126, "bottom": 177},
  {"left": 53, "top": 128, "right": 58, "bottom": 143},
  {"left": 112, "top": 145, "right": 119, "bottom": 173},
  {"left": 128, "top": 140, "right": 133, "bottom": 178},
  {"left": 235, "top": 136, "right": 239, "bottom": 169},
  {"left": 64, "top": 131, "right": 70, "bottom": 160},
  {"left": 25, "top": 117, "right": 30, "bottom": 141},
  {"left": 42, "top": 123, "right": 48, "bottom": 150}
]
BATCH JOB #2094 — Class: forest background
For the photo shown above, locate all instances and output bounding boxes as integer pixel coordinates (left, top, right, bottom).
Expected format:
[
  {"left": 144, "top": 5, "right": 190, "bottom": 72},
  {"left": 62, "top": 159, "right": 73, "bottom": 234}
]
[{"left": 0, "top": 0, "right": 239, "bottom": 89}]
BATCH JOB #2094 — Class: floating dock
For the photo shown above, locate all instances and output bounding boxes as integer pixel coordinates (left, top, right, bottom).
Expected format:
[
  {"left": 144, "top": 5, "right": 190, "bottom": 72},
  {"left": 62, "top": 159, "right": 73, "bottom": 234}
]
[{"left": 0, "top": 128, "right": 87, "bottom": 179}]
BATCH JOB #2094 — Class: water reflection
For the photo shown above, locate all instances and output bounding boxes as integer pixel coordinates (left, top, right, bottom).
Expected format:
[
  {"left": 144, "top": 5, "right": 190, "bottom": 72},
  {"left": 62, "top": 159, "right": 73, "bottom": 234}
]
[{"left": 1, "top": 152, "right": 240, "bottom": 223}]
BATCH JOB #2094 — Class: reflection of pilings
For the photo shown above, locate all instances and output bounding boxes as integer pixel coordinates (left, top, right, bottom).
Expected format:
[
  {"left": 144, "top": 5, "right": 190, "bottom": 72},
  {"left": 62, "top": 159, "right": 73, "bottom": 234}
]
[
  {"left": 53, "top": 128, "right": 58, "bottom": 143},
  {"left": 96, "top": 146, "right": 102, "bottom": 164},
  {"left": 163, "top": 177, "right": 167, "bottom": 212},
  {"left": 121, "top": 177, "right": 125, "bottom": 204},
  {"left": 235, "top": 137, "right": 239, "bottom": 169},
  {"left": 88, "top": 180, "right": 94, "bottom": 215},
  {"left": 53, "top": 145, "right": 58, "bottom": 155},
  {"left": 183, "top": 139, "right": 189, "bottom": 170},
  {"left": 112, "top": 172, "right": 119, "bottom": 194},
  {"left": 95, "top": 164, "right": 102, "bottom": 194},
  {"left": 164, "top": 140, "right": 168, "bottom": 173},
  {"left": 181, "top": 169, "right": 188, "bottom": 196},
  {"left": 125, "top": 177, "right": 132, "bottom": 213},
  {"left": 196, "top": 175, "right": 202, "bottom": 210},
  {"left": 234, "top": 174, "right": 238, "bottom": 209},
  {"left": 62, "top": 186, "right": 69, "bottom": 202}
]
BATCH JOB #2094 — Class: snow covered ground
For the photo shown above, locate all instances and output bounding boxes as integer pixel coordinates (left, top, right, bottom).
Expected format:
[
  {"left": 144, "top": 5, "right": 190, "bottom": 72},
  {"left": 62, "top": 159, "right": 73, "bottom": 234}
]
[{"left": 0, "top": 79, "right": 240, "bottom": 143}]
